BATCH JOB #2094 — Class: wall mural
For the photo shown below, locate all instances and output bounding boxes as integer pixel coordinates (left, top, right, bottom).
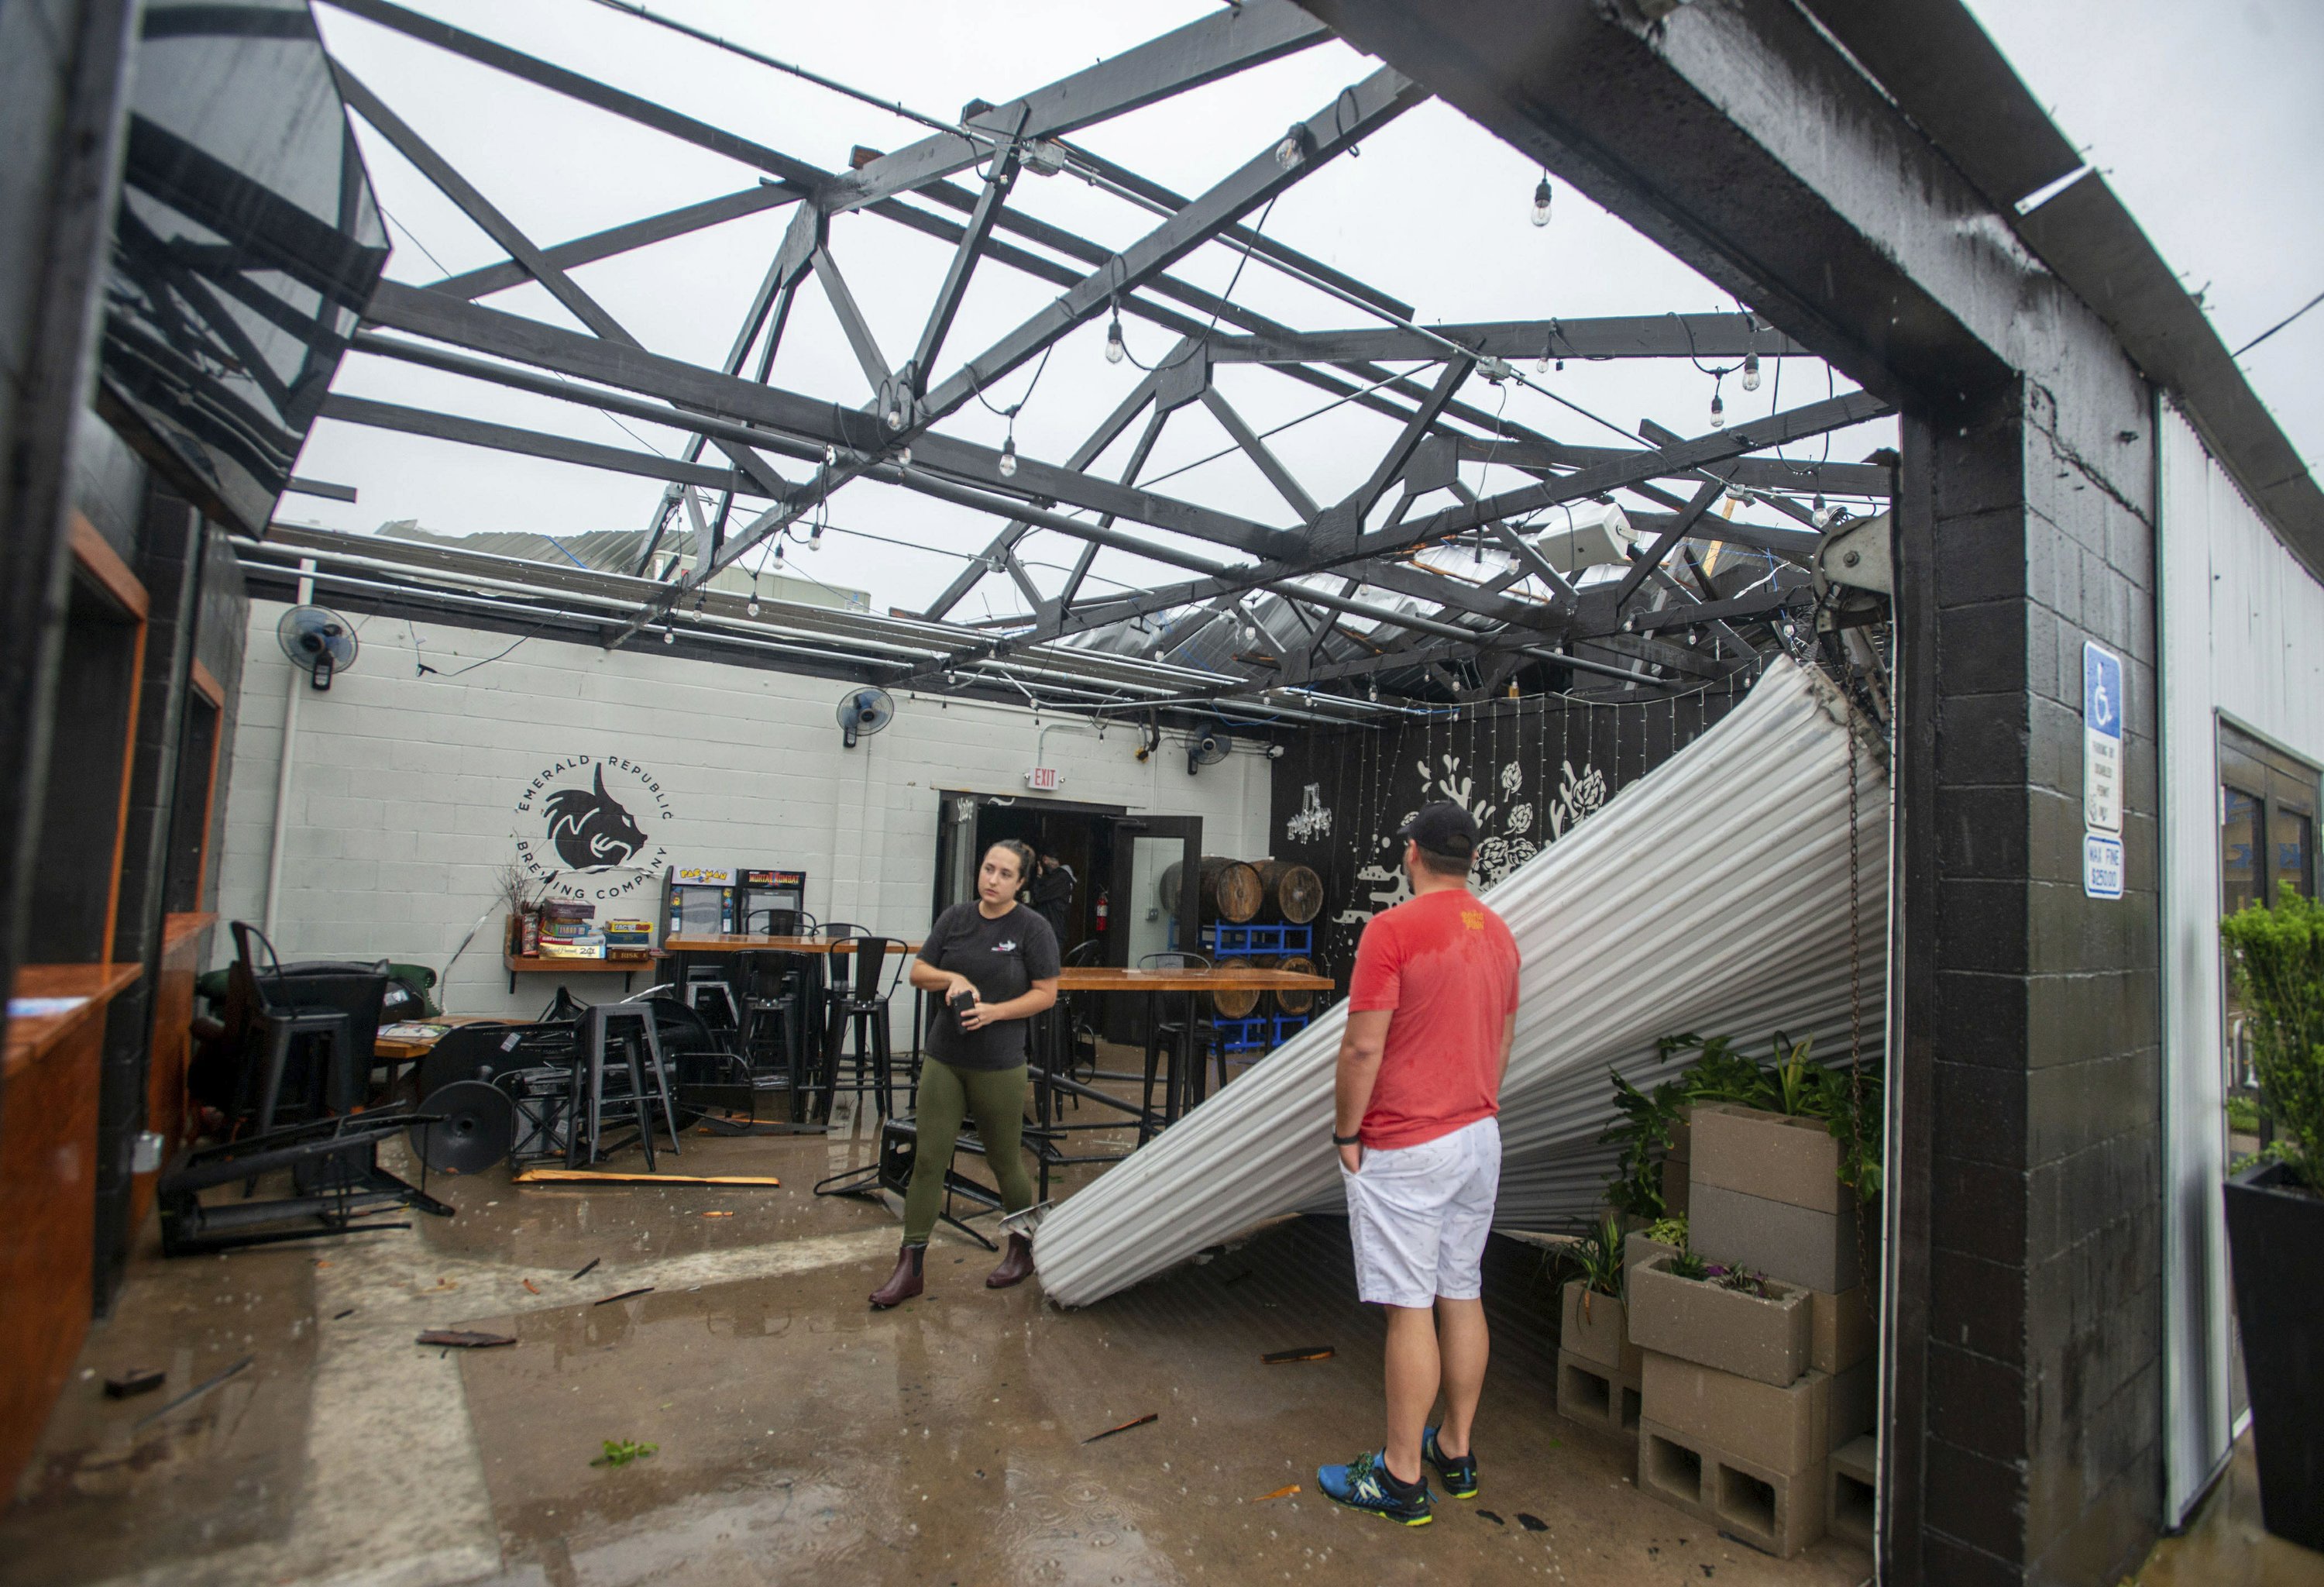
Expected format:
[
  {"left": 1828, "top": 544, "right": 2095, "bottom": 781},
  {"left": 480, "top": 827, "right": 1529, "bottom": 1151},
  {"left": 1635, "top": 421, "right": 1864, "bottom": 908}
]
[
  {"left": 512, "top": 754, "right": 676, "bottom": 902},
  {"left": 1269, "top": 672, "right": 1759, "bottom": 979}
]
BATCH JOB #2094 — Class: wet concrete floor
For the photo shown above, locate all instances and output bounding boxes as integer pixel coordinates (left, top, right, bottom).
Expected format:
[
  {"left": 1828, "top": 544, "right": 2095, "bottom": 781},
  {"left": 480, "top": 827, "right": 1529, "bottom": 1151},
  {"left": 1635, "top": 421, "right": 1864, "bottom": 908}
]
[
  {"left": 2133, "top": 1434, "right": 2324, "bottom": 1585},
  {"left": 5, "top": 1077, "right": 1879, "bottom": 1586}
]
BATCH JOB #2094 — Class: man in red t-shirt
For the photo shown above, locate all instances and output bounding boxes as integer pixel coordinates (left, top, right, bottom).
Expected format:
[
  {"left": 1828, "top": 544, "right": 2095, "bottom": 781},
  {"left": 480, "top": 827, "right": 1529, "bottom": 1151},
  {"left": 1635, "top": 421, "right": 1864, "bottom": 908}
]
[{"left": 1317, "top": 802, "right": 1520, "bottom": 1527}]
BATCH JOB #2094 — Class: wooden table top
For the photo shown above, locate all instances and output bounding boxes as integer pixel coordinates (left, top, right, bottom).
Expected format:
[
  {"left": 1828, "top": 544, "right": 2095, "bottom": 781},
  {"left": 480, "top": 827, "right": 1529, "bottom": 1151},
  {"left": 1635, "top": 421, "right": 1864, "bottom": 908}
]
[
  {"left": 663, "top": 934, "right": 923, "bottom": 954},
  {"left": 1058, "top": 966, "right": 1335, "bottom": 993},
  {"left": 373, "top": 1013, "right": 511, "bottom": 1062}
]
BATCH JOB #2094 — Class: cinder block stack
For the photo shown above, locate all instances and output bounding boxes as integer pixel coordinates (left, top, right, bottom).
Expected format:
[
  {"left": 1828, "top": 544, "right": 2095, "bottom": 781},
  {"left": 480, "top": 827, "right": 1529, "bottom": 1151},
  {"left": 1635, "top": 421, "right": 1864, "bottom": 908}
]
[
  {"left": 1619, "top": 1102, "right": 1882, "bottom": 1560},
  {"left": 1555, "top": 1278, "right": 1643, "bottom": 1442}
]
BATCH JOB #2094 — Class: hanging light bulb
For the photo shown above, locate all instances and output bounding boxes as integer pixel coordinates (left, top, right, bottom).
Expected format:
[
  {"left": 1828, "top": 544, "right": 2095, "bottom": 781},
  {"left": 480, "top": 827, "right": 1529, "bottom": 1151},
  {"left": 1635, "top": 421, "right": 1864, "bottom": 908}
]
[
  {"left": 1708, "top": 386, "right": 1725, "bottom": 429},
  {"left": 999, "top": 435, "right": 1019, "bottom": 477},
  {"left": 824, "top": 442, "right": 839, "bottom": 466},
  {"left": 1274, "top": 123, "right": 1308, "bottom": 170},
  {"left": 772, "top": 538, "right": 786, "bottom": 563},
  {"left": 1741, "top": 349, "right": 1762, "bottom": 392},
  {"left": 1105, "top": 309, "right": 1125, "bottom": 365},
  {"left": 1811, "top": 492, "right": 1834, "bottom": 529},
  {"left": 747, "top": 599, "right": 760, "bottom": 616},
  {"left": 1531, "top": 176, "right": 1553, "bottom": 228},
  {"left": 662, "top": 628, "right": 676, "bottom": 645},
  {"left": 1367, "top": 680, "right": 1380, "bottom": 702},
  {"left": 896, "top": 446, "right": 912, "bottom": 467},
  {"left": 809, "top": 520, "right": 824, "bottom": 550},
  {"left": 1538, "top": 353, "right": 1552, "bottom": 374}
]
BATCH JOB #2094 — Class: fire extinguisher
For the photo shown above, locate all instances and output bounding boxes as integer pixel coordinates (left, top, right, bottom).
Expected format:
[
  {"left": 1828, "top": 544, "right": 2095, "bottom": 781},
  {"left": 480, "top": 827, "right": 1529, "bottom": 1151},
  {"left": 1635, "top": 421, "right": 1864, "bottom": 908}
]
[{"left": 1094, "top": 889, "right": 1109, "bottom": 934}]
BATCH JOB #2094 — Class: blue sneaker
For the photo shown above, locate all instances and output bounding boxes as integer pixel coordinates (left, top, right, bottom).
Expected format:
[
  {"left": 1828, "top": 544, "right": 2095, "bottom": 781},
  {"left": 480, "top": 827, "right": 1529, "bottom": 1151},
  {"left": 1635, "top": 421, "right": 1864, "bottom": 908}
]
[
  {"left": 1318, "top": 1448, "right": 1433, "bottom": 1526},
  {"left": 1422, "top": 1426, "right": 1478, "bottom": 1499}
]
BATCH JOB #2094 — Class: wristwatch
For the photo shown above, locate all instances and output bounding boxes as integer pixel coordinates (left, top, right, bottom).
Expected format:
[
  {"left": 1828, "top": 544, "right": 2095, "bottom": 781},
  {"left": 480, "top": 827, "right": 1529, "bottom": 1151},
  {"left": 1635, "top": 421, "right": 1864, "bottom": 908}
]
[{"left": 1332, "top": 1131, "right": 1360, "bottom": 1147}]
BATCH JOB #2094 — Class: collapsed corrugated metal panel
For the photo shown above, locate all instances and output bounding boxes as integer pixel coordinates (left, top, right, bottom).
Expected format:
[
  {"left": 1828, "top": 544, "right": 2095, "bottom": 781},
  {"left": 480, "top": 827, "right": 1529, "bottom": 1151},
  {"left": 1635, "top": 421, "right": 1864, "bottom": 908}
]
[{"left": 1034, "top": 658, "right": 1888, "bottom": 1306}]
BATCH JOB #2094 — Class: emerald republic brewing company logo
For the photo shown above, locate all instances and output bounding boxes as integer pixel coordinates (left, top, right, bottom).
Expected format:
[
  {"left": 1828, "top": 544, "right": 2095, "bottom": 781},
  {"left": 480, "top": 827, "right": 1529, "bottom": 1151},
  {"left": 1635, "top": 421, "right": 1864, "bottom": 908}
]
[{"left": 513, "top": 756, "right": 673, "bottom": 900}]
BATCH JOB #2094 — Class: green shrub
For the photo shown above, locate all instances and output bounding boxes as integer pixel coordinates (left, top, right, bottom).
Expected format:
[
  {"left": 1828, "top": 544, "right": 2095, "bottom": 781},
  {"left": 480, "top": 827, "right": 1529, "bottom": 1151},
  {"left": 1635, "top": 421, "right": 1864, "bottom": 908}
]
[{"left": 2219, "top": 883, "right": 2324, "bottom": 1191}]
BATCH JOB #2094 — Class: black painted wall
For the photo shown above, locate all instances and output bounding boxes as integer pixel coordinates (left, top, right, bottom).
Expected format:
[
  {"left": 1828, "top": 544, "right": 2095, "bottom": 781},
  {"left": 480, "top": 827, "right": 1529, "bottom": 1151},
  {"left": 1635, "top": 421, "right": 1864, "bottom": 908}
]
[
  {"left": 1267, "top": 676, "right": 1755, "bottom": 979},
  {"left": 1899, "top": 367, "right": 2164, "bottom": 1585}
]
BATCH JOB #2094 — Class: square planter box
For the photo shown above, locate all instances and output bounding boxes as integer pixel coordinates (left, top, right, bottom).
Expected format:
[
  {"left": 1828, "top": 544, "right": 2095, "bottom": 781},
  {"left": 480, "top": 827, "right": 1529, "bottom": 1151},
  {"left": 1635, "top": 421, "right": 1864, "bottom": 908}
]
[
  {"left": 1628, "top": 1254, "right": 1811, "bottom": 1386},
  {"left": 1557, "top": 1348, "right": 1642, "bottom": 1441},
  {"left": 1811, "top": 1284, "right": 1875, "bottom": 1375},
  {"left": 1690, "top": 1103, "right": 1848, "bottom": 1213},
  {"left": 1690, "top": 1181, "right": 1865, "bottom": 1293},
  {"left": 1562, "top": 1279, "right": 1644, "bottom": 1378},
  {"left": 1641, "top": 1350, "right": 1829, "bottom": 1475},
  {"left": 1638, "top": 1416, "right": 1827, "bottom": 1559}
]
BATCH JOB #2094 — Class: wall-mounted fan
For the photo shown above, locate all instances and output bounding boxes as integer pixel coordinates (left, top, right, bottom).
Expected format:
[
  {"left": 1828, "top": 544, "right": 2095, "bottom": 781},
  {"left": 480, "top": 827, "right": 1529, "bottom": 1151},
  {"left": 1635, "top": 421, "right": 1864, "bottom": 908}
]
[
  {"left": 1187, "top": 724, "right": 1232, "bottom": 776},
  {"left": 837, "top": 686, "right": 895, "bottom": 749},
  {"left": 277, "top": 604, "right": 358, "bottom": 690}
]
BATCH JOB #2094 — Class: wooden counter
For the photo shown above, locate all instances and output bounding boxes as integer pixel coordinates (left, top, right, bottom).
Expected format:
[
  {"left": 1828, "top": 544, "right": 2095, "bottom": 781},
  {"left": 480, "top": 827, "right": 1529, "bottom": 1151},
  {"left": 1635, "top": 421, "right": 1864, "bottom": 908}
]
[
  {"left": 663, "top": 933, "right": 923, "bottom": 954},
  {"left": 2, "top": 959, "right": 142, "bottom": 1499},
  {"left": 1057, "top": 966, "right": 1334, "bottom": 993}
]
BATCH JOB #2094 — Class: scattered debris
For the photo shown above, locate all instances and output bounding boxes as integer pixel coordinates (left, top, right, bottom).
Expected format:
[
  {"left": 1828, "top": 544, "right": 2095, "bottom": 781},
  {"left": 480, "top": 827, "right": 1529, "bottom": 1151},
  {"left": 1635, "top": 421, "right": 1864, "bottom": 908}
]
[
  {"left": 1261, "top": 1345, "right": 1334, "bottom": 1365},
  {"left": 1253, "top": 1483, "right": 1301, "bottom": 1502},
  {"left": 104, "top": 1368, "right": 166, "bottom": 1399},
  {"left": 313, "top": 1260, "right": 332, "bottom": 1269},
  {"left": 332, "top": 1309, "right": 356, "bottom": 1320},
  {"left": 132, "top": 1355, "right": 253, "bottom": 1430},
  {"left": 1518, "top": 1513, "right": 1549, "bottom": 1532},
  {"left": 1477, "top": 1510, "right": 1506, "bottom": 1525},
  {"left": 414, "top": 1277, "right": 458, "bottom": 1294},
  {"left": 702, "top": 1210, "right": 734, "bottom": 1219},
  {"left": 521, "top": 1279, "right": 541, "bottom": 1294},
  {"left": 591, "top": 1438, "right": 658, "bottom": 1468},
  {"left": 595, "top": 1287, "right": 655, "bottom": 1306},
  {"left": 1081, "top": 1412, "right": 1159, "bottom": 1444},
  {"left": 416, "top": 1330, "right": 517, "bottom": 1350},
  {"left": 572, "top": 1258, "right": 602, "bottom": 1282}
]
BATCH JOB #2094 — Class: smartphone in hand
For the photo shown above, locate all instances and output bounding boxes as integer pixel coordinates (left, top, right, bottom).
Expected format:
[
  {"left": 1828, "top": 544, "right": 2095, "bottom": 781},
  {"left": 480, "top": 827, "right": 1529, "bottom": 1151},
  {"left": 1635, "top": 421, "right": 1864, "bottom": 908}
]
[{"left": 947, "top": 986, "right": 978, "bottom": 1016}]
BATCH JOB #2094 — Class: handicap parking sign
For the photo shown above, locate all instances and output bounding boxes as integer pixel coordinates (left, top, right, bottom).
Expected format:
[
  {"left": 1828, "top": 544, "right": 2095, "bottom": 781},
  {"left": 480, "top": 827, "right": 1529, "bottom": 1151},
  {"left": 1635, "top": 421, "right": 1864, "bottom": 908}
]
[{"left": 2083, "top": 642, "right": 2123, "bottom": 838}]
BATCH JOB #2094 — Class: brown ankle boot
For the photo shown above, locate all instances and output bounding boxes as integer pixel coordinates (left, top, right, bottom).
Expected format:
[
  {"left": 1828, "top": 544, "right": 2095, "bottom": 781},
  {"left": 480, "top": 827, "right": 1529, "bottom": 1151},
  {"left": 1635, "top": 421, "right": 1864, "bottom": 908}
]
[
  {"left": 870, "top": 1242, "right": 925, "bottom": 1308},
  {"left": 985, "top": 1232, "right": 1035, "bottom": 1289}
]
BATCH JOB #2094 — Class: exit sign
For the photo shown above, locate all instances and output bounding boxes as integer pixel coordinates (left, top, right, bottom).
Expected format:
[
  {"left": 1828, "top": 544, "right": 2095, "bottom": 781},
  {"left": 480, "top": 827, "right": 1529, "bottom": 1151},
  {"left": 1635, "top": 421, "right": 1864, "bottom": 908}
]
[{"left": 1025, "top": 766, "right": 1064, "bottom": 791}]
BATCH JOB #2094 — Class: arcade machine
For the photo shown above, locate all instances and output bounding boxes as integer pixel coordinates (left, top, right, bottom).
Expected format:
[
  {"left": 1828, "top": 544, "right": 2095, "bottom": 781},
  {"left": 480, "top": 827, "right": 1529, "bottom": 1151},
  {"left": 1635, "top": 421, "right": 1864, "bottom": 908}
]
[{"left": 736, "top": 867, "right": 808, "bottom": 933}]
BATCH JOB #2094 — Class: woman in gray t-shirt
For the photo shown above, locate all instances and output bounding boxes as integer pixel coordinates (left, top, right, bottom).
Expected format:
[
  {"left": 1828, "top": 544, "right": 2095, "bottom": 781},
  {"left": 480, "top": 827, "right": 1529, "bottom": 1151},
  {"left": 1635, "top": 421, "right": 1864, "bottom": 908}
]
[{"left": 868, "top": 839, "right": 1060, "bottom": 1308}]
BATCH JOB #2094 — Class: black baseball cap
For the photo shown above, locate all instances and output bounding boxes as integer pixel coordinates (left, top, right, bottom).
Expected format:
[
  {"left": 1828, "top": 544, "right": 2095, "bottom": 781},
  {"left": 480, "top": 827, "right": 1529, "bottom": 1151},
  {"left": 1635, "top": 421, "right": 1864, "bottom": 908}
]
[{"left": 1397, "top": 801, "right": 1479, "bottom": 859}]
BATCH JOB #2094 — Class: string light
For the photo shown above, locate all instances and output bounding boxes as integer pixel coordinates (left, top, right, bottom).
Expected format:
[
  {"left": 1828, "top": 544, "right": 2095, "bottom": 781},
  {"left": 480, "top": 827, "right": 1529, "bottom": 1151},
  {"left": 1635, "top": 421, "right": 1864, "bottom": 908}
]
[
  {"left": 1367, "top": 680, "right": 1380, "bottom": 702},
  {"left": 883, "top": 401, "right": 903, "bottom": 431},
  {"left": 824, "top": 442, "right": 838, "bottom": 465},
  {"left": 896, "top": 446, "right": 912, "bottom": 466},
  {"left": 1709, "top": 382, "right": 1726, "bottom": 429},
  {"left": 1105, "top": 307, "right": 1126, "bottom": 365},
  {"left": 1531, "top": 175, "right": 1553, "bottom": 228},
  {"left": 1812, "top": 492, "right": 1836, "bottom": 529},
  {"left": 1741, "top": 348, "right": 1762, "bottom": 392},
  {"left": 662, "top": 628, "right": 676, "bottom": 645},
  {"left": 1274, "top": 122, "right": 1309, "bottom": 170},
  {"left": 999, "top": 434, "right": 1018, "bottom": 477}
]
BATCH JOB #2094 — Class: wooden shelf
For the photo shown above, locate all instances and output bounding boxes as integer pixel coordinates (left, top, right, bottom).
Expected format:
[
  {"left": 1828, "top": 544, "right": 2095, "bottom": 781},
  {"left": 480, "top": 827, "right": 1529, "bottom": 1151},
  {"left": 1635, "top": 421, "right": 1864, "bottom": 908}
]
[{"left": 501, "top": 951, "right": 655, "bottom": 994}]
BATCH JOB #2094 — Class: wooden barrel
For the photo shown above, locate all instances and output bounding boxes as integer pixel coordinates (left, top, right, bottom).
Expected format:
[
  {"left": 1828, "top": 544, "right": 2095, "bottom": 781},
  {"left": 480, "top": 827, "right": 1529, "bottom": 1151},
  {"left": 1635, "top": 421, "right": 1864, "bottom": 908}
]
[
  {"left": 1197, "top": 857, "right": 1263, "bottom": 923},
  {"left": 1209, "top": 962, "right": 1267, "bottom": 1018},
  {"left": 1159, "top": 860, "right": 1183, "bottom": 914},
  {"left": 1271, "top": 954, "right": 1321, "bottom": 1015},
  {"left": 1253, "top": 860, "right": 1325, "bottom": 924}
]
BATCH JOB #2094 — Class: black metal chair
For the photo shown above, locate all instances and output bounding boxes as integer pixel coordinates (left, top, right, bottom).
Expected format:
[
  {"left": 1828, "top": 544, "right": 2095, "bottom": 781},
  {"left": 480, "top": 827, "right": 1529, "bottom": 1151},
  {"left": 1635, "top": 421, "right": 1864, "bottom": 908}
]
[
  {"left": 1138, "top": 950, "right": 1217, "bottom": 1140},
  {"left": 1061, "top": 939, "right": 1105, "bottom": 1093},
  {"left": 738, "top": 908, "right": 815, "bottom": 1096},
  {"left": 819, "top": 935, "right": 908, "bottom": 1121},
  {"left": 225, "top": 922, "right": 389, "bottom": 1139}
]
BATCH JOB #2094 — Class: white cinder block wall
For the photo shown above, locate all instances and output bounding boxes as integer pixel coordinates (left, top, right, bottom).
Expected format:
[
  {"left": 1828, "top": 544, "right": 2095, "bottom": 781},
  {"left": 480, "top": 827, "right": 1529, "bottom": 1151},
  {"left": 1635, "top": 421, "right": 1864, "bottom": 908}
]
[{"left": 216, "top": 601, "right": 1272, "bottom": 1017}]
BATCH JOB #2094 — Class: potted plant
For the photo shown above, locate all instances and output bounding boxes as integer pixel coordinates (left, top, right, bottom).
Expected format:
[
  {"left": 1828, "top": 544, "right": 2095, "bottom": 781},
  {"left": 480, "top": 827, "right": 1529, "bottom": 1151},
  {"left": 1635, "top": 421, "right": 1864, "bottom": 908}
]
[
  {"left": 2219, "top": 882, "right": 2324, "bottom": 1550},
  {"left": 1559, "top": 1217, "right": 1640, "bottom": 1376}
]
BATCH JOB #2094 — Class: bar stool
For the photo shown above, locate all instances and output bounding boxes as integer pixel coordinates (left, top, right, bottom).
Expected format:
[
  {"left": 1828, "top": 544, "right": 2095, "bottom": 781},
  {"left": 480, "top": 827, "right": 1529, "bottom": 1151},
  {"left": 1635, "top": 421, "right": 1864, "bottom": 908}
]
[
  {"left": 571, "top": 1002, "right": 681, "bottom": 1166},
  {"left": 1137, "top": 951, "right": 1216, "bottom": 1141},
  {"left": 227, "top": 921, "right": 375, "bottom": 1138},
  {"left": 820, "top": 935, "right": 906, "bottom": 1121}
]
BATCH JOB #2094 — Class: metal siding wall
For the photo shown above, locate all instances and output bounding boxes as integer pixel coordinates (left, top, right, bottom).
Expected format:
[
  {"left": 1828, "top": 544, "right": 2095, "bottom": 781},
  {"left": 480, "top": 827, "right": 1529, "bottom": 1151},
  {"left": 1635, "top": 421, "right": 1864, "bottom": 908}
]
[{"left": 2157, "top": 401, "right": 2324, "bottom": 1522}]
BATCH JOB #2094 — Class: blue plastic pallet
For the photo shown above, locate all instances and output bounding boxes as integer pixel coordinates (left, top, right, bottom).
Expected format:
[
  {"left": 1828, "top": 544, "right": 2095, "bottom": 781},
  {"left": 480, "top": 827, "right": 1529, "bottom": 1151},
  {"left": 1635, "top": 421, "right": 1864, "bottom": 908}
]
[
  {"left": 1202, "top": 922, "right": 1312, "bottom": 957},
  {"left": 1215, "top": 1014, "right": 1274, "bottom": 1052},
  {"left": 1273, "top": 1013, "right": 1311, "bottom": 1045}
]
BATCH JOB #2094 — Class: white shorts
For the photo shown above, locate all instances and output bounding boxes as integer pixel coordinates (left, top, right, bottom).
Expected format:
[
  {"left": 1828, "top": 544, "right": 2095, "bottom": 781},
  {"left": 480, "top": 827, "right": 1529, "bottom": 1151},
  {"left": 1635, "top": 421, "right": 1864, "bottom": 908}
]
[{"left": 1342, "top": 1116, "right": 1502, "bottom": 1309}]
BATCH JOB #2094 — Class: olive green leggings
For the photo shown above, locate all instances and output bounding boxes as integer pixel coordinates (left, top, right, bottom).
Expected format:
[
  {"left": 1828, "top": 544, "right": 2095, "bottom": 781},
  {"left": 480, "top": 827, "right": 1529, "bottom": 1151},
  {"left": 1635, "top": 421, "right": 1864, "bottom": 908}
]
[{"left": 902, "top": 1059, "right": 1036, "bottom": 1245}]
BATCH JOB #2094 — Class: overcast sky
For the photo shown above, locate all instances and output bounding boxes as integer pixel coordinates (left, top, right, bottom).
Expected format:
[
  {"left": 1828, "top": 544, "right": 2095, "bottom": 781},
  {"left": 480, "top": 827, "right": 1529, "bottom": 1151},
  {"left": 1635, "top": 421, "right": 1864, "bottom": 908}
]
[{"left": 287, "top": 0, "right": 2320, "bottom": 628}]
